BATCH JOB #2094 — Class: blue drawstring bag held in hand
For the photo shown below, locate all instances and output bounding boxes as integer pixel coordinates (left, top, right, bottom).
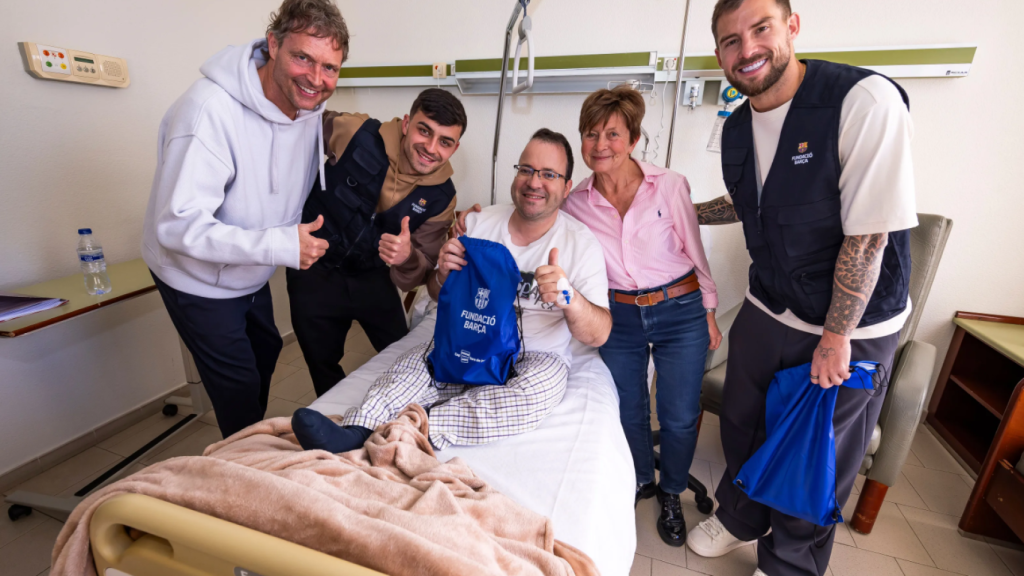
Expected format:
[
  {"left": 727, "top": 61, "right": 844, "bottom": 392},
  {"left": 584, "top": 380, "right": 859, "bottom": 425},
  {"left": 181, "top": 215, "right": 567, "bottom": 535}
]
[
  {"left": 734, "top": 361, "right": 882, "bottom": 526},
  {"left": 427, "top": 237, "right": 524, "bottom": 386}
]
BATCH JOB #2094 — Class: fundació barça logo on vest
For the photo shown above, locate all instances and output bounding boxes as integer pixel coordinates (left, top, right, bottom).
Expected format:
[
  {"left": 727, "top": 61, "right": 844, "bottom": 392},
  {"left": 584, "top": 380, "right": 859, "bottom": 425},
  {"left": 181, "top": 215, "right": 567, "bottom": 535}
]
[
  {"left": 475, "top": 288, "right": 490, "bottom": 309},
  {"left": 793, "top": 142, "right": 813, "bottom": 165},
  {"left": 411, "top": 197, "right": 428, "bottom": 214}
]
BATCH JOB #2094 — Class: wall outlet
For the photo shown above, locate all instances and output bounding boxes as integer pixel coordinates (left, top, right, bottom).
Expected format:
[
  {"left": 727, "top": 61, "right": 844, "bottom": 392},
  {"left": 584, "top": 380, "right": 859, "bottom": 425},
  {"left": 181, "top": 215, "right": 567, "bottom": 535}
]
[
  {"left": 432, "top": 63, "right": 447, "bottom": 79},
  {"left": 663, "top": 57, "right": 678, "bottom": 71}
]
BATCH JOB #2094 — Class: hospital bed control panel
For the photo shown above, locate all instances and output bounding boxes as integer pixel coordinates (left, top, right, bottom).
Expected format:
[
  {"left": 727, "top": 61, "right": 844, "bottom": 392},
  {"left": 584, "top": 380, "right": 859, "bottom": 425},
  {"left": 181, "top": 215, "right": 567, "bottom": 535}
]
[{"left": 19, "top": 41, "right": 131, "bottom": 88}]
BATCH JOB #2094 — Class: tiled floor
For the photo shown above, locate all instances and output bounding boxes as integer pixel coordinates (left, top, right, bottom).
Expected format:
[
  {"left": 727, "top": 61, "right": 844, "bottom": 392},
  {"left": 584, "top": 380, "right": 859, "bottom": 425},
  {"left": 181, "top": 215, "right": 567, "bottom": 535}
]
[{"left": 2, "top": 327, "right": 1019, "bottom": 576}]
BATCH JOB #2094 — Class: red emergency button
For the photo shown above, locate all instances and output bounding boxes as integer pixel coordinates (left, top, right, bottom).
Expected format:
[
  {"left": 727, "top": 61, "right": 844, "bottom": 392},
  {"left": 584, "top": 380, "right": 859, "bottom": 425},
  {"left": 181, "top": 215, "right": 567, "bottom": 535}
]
[
  {"left": 43, "top": 50, "right": 50, "bottom": 56},
  {"left": 58, "top": 52, "right": 64, "bottom": 58}
]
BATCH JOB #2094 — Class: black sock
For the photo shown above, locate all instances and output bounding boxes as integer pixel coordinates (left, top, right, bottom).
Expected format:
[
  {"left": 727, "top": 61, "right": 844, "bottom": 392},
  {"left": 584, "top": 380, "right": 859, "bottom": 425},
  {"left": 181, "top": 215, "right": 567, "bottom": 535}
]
[{"left": 291, "top": 408, "right": 373, "bottom": 453}]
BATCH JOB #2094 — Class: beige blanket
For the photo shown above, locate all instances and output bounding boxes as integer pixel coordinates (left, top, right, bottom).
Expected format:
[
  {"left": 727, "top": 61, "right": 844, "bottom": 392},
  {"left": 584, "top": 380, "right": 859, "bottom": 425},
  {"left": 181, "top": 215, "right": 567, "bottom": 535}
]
[{"left": 51, "top": 404, "right": 598, "bottom": 576}]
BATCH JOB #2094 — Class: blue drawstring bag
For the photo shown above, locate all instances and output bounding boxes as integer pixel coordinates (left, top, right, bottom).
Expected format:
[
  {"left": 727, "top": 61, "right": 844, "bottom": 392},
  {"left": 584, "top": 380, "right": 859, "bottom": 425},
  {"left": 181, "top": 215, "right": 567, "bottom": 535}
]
[
  {"left": 734, "top": 361, "right": 882, "bottom": 526},
  {"left": 427, "top": 237, "right": 523, "bottom": 386}
]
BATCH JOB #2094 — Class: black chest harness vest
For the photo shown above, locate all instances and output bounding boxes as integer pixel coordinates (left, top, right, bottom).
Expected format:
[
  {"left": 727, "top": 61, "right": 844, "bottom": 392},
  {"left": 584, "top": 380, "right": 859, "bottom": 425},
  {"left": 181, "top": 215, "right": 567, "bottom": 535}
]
[
  {"left": 302, "top": 118, "right": 456, "bottom": 274},
  {"left": 720, "top": 60, "right": 912, "bottom": 327}
]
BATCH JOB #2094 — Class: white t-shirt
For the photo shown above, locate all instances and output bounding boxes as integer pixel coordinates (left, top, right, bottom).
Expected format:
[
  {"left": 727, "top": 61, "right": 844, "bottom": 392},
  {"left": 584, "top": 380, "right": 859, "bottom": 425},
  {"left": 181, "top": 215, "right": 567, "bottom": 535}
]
[
  {"left": 726, "top": 74, "right": 919, "bottom": 339},
  {"left": 464, "top": 204, "right": 610, "bottom": 363}
]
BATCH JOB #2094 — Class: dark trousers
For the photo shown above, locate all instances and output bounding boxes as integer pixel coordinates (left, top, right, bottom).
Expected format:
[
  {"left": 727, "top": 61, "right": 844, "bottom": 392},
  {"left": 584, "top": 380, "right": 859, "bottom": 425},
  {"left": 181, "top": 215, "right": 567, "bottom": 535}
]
[
  {"left": 600, "top": 276, "right": 709, "bottom": 494},
  {"left": 286, "top": 265, "right": 408, "bottom": 397},
  {"left": 151, "top": 272, "right": 283, "bottom": 438},
  {"left": 714, "top": 301, "right": 898, "bottom": 576}
]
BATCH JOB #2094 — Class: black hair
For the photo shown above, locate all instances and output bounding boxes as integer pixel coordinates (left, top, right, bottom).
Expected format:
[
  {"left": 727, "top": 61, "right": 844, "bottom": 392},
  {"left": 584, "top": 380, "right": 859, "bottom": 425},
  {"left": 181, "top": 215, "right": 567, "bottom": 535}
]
[
  {"left": 529, "top": 128, "right": 574, "bottom": 180},
  {"left": 409, "top": 88, "right": 468, "bottom": 137}
]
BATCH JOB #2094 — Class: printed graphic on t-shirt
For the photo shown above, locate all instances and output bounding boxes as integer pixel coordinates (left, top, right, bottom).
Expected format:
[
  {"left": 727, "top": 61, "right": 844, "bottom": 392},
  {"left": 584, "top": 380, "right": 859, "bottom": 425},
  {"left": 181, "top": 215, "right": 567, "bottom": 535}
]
[{"left": 516, "top": 271, "right": 556, "bottom": 311}]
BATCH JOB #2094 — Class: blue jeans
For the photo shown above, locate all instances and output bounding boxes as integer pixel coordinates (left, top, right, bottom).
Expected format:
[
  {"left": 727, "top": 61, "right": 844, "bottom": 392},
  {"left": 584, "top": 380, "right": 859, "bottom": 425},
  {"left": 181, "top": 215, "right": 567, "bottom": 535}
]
[{"left": 600, "top": 274, "right": 710, "bottom": 494}]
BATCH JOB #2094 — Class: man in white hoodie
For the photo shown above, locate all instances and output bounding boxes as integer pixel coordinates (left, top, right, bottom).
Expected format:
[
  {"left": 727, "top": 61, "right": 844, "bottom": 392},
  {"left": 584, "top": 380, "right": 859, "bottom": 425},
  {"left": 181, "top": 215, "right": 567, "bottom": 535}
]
[{"left": 142, "top": 0, "right": 348, "bottom": 438}]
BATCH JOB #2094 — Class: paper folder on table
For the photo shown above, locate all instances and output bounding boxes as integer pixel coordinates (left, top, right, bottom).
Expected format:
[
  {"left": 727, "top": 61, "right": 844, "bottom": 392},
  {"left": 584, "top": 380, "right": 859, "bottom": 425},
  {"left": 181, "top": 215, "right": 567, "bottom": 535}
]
[{"left": 0, "top": 292, "right": 68, "bottom": 323}]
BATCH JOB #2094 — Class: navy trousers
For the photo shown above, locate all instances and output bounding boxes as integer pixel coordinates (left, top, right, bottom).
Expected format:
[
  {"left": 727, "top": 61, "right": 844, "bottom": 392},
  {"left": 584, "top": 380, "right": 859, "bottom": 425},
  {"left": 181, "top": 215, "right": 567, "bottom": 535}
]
[
  {"left": 600, "top": 274, "right": 710, "bottom": 494},
  {"left": 714, "top": 301, "right": 898, "bottom": 576},
  {"left": 152, "top": 272, "right": 283, "bottom": 438},
  {"left": 286, "top": 265, "right": 409, "bottom": 397}
]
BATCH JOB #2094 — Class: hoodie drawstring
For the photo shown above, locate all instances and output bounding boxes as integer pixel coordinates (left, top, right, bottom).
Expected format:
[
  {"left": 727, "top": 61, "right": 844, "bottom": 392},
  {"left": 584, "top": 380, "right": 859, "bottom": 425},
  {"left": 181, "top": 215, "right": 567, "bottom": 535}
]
[
  {"left": 318, "top": 120, "right": 326, "bottom": 194},
  {"left": 269, "top": 123, "right": 279, "bottom": 194}
]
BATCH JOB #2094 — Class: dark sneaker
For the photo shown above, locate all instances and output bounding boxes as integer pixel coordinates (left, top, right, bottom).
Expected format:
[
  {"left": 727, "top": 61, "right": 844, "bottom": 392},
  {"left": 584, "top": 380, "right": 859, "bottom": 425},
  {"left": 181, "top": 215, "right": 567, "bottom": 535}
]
[{"left": 656, "top": 486, "right": 686, "bottom": 547}]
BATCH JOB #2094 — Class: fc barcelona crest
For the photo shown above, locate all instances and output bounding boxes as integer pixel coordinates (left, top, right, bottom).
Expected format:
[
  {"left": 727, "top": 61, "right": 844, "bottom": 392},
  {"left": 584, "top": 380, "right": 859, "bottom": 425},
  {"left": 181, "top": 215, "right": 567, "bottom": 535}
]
[
  {"left": 798, "top": 142, "right": 808, "bottom": 153},
  {"left": 418, "top": 198, "right": 427, "bottom": 207},
  {"left": 475, "top": 288, "right": 490, "bottom": 310}
]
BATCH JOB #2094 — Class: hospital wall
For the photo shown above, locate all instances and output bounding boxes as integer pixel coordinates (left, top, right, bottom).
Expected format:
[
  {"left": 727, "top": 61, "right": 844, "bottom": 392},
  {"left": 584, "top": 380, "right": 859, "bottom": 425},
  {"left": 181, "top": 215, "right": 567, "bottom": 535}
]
[{"left": 0, "top": 0, "right": 1020, "bottom": 477}]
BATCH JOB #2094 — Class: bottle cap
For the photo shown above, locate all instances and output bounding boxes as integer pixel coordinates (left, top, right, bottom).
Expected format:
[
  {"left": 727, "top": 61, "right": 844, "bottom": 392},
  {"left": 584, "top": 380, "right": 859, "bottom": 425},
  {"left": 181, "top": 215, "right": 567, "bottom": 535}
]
[{"left": 78, "top": 228, "right": 92, "bottom": 235}]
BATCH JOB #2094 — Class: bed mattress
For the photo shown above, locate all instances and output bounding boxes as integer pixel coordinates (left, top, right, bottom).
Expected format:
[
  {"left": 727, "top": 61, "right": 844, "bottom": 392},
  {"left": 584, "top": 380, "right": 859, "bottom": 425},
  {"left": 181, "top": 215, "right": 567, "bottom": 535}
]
[{"left": 310, "top": 310, "right": 637, "bottom": 576}]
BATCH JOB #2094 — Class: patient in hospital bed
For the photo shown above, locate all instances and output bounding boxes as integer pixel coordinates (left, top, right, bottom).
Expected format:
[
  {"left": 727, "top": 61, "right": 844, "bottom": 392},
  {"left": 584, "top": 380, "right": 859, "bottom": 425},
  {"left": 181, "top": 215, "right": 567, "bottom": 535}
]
[{"left": 292, "top": 128, "right": 613, "bottom": 453}]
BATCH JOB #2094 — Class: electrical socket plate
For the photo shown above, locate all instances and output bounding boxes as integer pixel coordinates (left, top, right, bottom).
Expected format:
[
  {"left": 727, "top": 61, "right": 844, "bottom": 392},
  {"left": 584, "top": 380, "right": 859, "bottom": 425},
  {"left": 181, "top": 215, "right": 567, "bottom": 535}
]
[
  {"left": 683, "top": 79, "right": 705, "bottom": 107},
  {"left": 663, "top": 57, "right": 678, "bottom": 71},
  {"left": 432, "top": 63, "right": 447, "bottom": 79}
]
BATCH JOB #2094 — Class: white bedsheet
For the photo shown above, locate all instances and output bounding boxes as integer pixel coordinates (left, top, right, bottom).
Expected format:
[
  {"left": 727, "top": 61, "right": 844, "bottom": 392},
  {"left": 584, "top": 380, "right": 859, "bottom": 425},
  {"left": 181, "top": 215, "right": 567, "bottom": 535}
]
[{"left": 310, "top": 310, "right": 636, "bottom": 576}]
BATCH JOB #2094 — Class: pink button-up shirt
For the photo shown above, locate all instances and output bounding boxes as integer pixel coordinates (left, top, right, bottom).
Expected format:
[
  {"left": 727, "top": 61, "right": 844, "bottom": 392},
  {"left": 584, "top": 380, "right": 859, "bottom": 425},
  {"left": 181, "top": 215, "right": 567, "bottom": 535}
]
[{"left": 562, "top": 160, "right": 718, "bottom": 309}]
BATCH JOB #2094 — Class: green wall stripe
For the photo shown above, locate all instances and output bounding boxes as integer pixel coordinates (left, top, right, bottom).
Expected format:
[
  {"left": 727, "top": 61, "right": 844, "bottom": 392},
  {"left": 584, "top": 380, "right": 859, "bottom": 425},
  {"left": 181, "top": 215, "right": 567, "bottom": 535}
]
[
  {"left": 455, "top": 52, "right": 651, "bottom": 73},
  {"left": 683, "top": 47, "right": 976, "bottom": 71},
  {"left": 338, "top": 64, "right": 450, "bottom": 79},
  {"left": 336, "top": 47, "right": 975, "bottom": 80}
]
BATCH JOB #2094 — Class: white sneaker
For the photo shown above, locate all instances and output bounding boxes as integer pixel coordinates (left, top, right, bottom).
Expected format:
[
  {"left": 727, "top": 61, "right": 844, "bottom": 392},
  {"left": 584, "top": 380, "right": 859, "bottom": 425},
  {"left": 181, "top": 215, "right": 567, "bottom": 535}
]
[
  {"left": 686, "top": 516, "right": 755, "bottom": 558},
  {"left": 753, "top": 570, "right": 769, "bottom": 576}
]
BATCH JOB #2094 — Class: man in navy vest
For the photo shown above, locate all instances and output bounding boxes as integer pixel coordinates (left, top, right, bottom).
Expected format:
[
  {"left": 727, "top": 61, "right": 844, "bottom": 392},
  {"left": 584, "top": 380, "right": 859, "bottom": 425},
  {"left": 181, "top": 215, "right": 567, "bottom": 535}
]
[
  {"left": 287, "top": 89, "right": 466, "bottom": 398},
  {"left": 685, "top": 1, "right": 918, "bottom": 575}
]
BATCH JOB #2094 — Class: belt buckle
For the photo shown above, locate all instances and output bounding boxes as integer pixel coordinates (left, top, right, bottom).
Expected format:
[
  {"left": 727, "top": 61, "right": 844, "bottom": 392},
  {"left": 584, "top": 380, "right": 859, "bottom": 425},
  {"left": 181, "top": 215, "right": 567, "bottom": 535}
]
[{"left": 634, "top": 293, "right": 654, "bottom": 307}]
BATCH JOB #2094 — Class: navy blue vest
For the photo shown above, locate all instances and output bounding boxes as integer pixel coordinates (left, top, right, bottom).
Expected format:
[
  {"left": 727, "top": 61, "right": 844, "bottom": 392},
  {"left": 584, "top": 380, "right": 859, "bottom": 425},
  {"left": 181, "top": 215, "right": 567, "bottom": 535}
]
[
  {"left": 720, "top": 60, "right": 912, "bottom": 327},
  {"left": 302, "top": 118, "right": 456, "bottom": 274}
]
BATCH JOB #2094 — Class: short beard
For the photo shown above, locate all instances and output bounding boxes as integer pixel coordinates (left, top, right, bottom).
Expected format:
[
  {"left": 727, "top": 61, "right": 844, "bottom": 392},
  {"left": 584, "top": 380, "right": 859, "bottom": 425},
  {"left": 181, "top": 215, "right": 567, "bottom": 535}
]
[{"left": 725, "top": 50, "right": 791, "bottom": 99}]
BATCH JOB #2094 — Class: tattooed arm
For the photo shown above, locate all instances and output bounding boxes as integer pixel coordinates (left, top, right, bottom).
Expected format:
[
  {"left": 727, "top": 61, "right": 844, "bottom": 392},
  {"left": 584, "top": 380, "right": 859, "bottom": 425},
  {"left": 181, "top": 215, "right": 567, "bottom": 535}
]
[
  {"left": 694, "top": 196, "right": 740, "bottom": 225},
  {"left": 811, "top": 233, "right": 889, "bottom": 389}
]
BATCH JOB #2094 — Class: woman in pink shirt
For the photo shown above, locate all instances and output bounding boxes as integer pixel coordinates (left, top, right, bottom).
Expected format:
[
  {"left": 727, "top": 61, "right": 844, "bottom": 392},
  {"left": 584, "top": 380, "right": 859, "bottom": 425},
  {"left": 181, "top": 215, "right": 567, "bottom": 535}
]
[{"left": 564, "top": 86, "right": 721, "bottom": 547}]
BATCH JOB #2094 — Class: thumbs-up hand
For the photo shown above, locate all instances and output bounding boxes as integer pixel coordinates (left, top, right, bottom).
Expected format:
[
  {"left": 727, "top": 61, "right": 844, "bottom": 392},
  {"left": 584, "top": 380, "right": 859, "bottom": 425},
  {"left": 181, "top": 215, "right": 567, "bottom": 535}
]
[
  {"left": 380, "top": 216, "right": 413, "bottom": 265},
  {"left": 536, "top": 247, "right": 573, "bottom": 309},
  {"left": 297, "top": 215, "right": 329, "bottom": 270}
]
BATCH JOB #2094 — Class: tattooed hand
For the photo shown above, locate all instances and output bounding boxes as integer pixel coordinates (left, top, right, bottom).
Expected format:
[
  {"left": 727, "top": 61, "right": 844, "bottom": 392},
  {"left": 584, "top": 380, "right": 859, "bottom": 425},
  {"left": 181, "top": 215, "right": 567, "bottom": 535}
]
[{"left": 811, "top": 334, "right": 851, "bottom": 389}]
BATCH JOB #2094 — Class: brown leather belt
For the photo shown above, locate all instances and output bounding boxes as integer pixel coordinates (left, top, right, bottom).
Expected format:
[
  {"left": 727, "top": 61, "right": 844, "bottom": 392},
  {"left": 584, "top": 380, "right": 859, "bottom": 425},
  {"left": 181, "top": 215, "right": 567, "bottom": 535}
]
[{"left": 609, "top": 275, "right": 701, "bottom": 307}]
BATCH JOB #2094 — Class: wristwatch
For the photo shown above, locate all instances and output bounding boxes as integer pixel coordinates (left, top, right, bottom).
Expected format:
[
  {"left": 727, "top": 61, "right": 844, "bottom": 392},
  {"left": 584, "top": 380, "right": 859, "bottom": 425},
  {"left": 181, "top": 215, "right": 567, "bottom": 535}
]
[{"left": 706, "top": 308, "right": 717, "bottom": 315}]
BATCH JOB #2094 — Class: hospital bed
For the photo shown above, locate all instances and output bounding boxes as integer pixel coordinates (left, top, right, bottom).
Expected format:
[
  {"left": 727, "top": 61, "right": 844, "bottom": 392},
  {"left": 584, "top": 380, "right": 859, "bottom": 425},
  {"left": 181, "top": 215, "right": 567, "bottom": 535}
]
[
  {"left": 89, "top": 308, "right": 637, "bottom": 576},
  {"left": 311, "top": 309, "right": 637, "bottom": 575}
]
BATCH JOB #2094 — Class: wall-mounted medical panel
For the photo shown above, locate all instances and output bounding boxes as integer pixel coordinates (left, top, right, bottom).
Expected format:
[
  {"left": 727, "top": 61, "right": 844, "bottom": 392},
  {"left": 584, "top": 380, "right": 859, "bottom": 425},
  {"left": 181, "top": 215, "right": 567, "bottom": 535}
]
[
  {"left": 337, "top": 63, "right": 457, "bottom": 87},
  {"left": 658, "top": 44, "right": 977, "bottom": 82},
  {"left": 19, "top": 42, "right": 130, "bottom": 88},
  {"left": 332, "top": 44, "right": 975, "bottom": 94},
  {"left": 453, "top": 52, "right": 657, "bottom": 94}
]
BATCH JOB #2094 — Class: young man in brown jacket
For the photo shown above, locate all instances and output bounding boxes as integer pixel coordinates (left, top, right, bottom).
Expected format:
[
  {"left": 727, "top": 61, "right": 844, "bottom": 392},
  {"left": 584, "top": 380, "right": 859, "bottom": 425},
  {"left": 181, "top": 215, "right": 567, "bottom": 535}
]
[{"left": 287, "top": 88, "right": 467, "bottom": 397}]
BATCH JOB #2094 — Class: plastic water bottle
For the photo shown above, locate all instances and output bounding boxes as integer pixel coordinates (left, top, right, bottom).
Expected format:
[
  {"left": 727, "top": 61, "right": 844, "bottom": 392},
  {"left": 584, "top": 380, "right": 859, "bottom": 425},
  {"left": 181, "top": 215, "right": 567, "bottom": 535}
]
[{"left": 77, "top": 228, "right": 112, "bottom": 295}]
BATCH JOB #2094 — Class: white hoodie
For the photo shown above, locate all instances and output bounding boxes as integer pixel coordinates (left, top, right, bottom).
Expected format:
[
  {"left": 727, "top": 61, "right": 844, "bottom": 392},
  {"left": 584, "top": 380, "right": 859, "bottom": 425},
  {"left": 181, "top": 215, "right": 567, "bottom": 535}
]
[{"left": 142, "top": 38, "right": 327, "bottom": 299}]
